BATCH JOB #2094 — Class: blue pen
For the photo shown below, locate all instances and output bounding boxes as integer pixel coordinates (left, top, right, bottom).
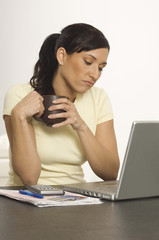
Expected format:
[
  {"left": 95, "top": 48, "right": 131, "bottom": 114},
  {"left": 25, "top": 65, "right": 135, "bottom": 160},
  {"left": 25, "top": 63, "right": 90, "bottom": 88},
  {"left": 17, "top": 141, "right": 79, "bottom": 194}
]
[{"left": 19, "top": 190, "right": 44, "bottom": 199}]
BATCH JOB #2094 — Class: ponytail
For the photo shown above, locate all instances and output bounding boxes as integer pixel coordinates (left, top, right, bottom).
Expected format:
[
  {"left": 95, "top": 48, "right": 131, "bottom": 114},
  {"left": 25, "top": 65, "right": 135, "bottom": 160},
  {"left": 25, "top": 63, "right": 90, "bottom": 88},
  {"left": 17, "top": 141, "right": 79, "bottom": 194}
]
[{"left": 30, "top": 34, "right": 60, "bottom": 94}]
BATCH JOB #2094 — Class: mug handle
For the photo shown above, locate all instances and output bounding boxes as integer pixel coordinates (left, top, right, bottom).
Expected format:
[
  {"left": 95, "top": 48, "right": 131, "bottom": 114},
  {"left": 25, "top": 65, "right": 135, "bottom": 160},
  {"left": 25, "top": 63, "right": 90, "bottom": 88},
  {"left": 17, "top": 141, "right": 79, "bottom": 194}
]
[{"left": 33, "top": 115, "right": 43, "bottom": 122}]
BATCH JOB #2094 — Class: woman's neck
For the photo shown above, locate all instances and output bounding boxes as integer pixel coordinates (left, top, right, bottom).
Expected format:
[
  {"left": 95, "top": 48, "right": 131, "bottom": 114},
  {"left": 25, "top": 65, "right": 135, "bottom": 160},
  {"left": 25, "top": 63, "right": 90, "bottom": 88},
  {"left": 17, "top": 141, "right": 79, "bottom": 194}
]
[{"left": 52, "top": 73, "right": 77, "bottom": 102}]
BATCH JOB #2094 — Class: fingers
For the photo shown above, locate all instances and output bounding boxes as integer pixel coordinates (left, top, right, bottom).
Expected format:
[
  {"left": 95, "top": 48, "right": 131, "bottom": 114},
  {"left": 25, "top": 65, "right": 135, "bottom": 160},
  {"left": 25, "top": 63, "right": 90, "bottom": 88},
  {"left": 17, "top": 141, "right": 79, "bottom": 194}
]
[
  {"left": 48, "top": 104, "right": 69, "bottom": 112},
  {"left": 31, "top": 91, "right": 45, "bottom": 117},
  {"left": 48, "top": 111, "right": 68, "bottom": 120},
  {"left": 52, "top": 119, "right": 70, "bottom": 128},
  {"left": 52, "top": 97, "right": 68, "bottom": 105},
  {"left": 47, "top": 100, "right": 83, "bottom": 130},
  {"left": 48, "top": 98, "right": 72, "bottom": 112},
  {"left": 19, "top": 91, "right": 44, "bottom": 118},
  {"left": 40, "top": 97, "right": 84, "bottom": 130}
]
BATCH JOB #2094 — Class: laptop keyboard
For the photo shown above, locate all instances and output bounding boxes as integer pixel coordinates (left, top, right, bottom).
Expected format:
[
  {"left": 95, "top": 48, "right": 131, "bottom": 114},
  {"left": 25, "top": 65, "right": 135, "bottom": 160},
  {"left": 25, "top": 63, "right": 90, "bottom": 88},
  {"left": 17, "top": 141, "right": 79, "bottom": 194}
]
[
  {"left": 95, "top": 184, "right": 117, "bottom": 194},
  {"left": 105, "top": 185, "right": 117, "bottom": 194},
  {"left": 94, "top": 181, "right": 118, "bottom": 194},
  {"left": 62, "top": 181, "right": 118, "bottom": 198}
]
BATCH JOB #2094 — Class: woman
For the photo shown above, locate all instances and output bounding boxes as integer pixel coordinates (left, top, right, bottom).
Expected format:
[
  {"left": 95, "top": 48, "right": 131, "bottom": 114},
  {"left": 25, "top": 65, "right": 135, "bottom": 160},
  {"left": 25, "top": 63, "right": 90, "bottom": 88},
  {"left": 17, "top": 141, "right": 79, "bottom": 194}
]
[{"left": 3, "top": 23, "right": 120, "bottom": 186}]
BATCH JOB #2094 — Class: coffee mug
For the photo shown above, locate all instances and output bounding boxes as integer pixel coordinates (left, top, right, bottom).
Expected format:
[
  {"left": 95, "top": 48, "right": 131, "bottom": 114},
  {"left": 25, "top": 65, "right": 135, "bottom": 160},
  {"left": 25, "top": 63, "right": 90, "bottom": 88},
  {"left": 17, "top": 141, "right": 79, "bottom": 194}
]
[{"left": 34, "top": 95, "right": 67, "bottom": 126}]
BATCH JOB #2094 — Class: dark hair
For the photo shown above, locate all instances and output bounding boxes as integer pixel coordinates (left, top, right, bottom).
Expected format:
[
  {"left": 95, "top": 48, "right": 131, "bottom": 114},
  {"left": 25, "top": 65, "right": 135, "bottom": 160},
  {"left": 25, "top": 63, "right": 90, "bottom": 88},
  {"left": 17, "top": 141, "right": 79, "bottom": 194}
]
[{"left": 30, "top": 23, "right": 110, "bottom": 95}]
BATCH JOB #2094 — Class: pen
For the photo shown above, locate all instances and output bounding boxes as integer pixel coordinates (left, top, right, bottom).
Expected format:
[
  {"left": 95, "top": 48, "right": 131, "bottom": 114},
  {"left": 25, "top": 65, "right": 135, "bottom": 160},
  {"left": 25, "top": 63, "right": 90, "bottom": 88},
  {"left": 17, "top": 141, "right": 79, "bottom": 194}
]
[{"left": 19, "top": 190, "right": 44, "bottom": 199}]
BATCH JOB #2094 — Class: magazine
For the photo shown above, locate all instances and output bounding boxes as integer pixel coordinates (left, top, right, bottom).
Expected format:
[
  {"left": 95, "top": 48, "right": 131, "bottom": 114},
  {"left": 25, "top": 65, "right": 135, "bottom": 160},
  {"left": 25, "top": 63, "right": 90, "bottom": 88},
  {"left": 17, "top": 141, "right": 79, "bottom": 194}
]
[{"left": 0, "top": 189, "right": 102, "bottom": 207}]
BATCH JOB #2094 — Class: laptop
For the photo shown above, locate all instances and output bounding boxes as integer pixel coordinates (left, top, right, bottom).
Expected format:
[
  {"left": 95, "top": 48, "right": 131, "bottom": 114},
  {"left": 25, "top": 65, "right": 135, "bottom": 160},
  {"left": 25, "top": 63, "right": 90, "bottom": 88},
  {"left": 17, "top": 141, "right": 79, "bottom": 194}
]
[{"left": 62, "top": 121, "right": 159, "bottom": 201}]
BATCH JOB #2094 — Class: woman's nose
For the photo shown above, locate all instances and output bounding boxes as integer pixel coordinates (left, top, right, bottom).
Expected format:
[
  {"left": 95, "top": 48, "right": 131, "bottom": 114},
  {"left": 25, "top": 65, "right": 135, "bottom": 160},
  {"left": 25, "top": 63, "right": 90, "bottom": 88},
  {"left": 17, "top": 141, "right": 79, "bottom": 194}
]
[{"left": 89, "top": 67, "right": 100, "bottom": 81}]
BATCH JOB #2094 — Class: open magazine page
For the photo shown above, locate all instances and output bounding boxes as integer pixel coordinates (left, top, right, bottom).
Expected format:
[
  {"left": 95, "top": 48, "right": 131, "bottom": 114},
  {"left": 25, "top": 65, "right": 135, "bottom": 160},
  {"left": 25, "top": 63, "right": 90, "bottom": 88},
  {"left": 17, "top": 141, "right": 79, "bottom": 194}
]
[{"left": 0, "top": 189, "right": 103, "bottom": 207}]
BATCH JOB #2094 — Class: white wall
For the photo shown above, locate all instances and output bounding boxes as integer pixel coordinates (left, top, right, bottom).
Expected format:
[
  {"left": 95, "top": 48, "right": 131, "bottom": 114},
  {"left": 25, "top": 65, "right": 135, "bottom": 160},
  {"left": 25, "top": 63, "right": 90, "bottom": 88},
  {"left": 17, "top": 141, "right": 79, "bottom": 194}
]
[{"left": 0, "top": 0, "right": 159, "bottom": 171}]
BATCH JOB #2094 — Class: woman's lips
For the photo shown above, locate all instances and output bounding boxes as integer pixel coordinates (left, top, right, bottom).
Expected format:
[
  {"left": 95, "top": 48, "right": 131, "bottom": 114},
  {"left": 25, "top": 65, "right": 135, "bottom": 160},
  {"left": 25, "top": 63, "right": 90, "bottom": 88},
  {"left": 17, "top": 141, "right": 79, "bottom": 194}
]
[{"left": 83, "top": 80, "right": 94, "bottom": 87}]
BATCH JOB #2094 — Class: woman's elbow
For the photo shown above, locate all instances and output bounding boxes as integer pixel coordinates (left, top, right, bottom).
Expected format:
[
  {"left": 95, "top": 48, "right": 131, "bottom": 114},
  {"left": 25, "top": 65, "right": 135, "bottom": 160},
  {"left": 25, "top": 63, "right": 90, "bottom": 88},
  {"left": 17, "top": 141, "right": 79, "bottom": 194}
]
[
  {"left": 20, "top": 174, "right": 39, "bottom": 186},
  {"left": 111, "top": 157, "right": 120, "bottom": 180},
  {"left": 113, "top": 158, "right": 120, "bottom": 179},
  {"left": 111, "top": 167, "right": 119, "bottom": 180},
  {"left": 103, "top": 158, "right": 120, "bottom": 181},
  {"left": 13, "top": 166, "right": 41, "bottom": 186}
]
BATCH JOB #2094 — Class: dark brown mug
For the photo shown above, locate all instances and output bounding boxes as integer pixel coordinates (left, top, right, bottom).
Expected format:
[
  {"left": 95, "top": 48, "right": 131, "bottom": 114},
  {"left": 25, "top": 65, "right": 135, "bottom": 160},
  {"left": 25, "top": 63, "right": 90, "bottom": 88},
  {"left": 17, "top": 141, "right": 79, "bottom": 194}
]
[{"left": 34, "top": 95, "right": 67, "bottom": 126}]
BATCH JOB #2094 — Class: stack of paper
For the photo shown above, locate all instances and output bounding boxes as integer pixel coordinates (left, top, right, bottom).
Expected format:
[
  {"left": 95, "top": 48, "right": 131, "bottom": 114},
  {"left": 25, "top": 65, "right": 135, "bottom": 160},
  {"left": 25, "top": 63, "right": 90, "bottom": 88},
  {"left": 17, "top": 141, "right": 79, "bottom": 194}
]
[{"left": 0, "top": 189, "right": 103, "bottom": 207}]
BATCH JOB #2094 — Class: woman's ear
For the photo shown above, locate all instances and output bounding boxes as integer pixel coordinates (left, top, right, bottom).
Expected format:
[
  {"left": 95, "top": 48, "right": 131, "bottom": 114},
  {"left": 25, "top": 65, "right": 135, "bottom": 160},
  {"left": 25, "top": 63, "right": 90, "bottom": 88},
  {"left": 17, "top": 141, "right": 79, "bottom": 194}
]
[{"left": 56, "top": 47, "right": 66, "bottom": 65}]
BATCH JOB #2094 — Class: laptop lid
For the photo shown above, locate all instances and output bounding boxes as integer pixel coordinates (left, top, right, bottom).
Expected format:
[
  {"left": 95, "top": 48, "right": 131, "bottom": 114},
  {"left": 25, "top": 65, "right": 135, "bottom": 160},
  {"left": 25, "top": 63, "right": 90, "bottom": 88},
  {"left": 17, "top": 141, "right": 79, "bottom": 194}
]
[
  {"left": 116, "top": 121, "right": 159, "bottom": 200},
  {"left": 62, "top": 121, "right": 159, "bottom": 201}
]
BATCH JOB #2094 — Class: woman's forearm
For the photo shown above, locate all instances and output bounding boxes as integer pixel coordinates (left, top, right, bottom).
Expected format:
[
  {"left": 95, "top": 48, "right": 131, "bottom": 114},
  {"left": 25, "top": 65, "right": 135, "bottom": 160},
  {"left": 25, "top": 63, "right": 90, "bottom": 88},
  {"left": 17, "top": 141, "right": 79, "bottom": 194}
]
[
  {"left": 10, "top": 113, "right": 41, "bottom": 185},
  {"left": 77, "top": 123, "right": 120, "bottom": 180}
]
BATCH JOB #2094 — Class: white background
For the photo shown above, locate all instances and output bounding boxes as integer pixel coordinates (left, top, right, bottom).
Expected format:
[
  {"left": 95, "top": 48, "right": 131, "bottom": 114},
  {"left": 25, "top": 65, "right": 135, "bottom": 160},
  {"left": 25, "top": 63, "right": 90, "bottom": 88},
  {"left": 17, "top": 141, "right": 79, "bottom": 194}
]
[{"left": 0, "top": 0, "right": 159, "bottom": 175}]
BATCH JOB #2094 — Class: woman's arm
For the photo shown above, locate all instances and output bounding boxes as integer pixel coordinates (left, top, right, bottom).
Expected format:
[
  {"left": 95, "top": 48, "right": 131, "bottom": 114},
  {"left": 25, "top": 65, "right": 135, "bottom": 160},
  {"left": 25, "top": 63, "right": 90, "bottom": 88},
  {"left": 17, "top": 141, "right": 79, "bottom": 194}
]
[
  {"left": 49, "top": 98, "right": 120, "bottom": 180},
  {"left": 3, "top": 91, "right": 44, "bottom": 185},
  {"left": 77, "top": 120, "right": 120, "bottom": 180}
]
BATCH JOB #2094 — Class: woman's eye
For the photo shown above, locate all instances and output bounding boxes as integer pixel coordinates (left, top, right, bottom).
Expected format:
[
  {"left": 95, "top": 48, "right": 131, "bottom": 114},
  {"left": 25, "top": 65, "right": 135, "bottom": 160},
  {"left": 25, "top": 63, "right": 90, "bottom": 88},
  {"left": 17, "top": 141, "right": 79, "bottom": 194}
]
[
  {"left": 99, "top": 67, "right": 103, "bottom": 72},
  {"left": 84, "top": 59, "right": 92, "bottom": 65}
]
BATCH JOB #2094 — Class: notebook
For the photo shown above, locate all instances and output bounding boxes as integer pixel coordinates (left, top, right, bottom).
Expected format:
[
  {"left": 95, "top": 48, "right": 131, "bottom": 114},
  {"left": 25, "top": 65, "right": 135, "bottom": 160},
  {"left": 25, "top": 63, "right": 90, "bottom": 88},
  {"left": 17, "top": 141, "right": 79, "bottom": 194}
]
[{"left": 61, "top": 121, "right": 159, "bottom": 201}]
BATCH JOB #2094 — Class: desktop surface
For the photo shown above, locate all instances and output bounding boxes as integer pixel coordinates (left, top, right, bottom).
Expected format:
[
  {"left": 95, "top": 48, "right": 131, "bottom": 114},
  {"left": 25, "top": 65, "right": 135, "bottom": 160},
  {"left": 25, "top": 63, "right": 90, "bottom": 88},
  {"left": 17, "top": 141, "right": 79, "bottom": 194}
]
[{"left": 0, "top": 187, "right": 159, "bottom": 240}]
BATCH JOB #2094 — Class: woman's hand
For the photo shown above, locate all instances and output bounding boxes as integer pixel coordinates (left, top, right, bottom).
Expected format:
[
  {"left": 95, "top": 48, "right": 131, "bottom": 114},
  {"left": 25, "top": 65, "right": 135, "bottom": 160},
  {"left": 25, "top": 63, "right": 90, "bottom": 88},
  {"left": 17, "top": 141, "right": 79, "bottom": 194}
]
[
  {"left": 11, "top": 91, "right": 44, "bottom": 120},
  {"left": 48, "top": 98, "right": 85, "bottom": 131}
]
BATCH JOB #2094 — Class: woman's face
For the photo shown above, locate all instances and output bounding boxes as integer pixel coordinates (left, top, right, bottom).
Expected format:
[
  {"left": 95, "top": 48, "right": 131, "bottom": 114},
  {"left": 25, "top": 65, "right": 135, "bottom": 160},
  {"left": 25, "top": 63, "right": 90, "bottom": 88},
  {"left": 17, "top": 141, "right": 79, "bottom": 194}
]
[{"left": 56, "top": 47, "right": 109, "bottom": 95}]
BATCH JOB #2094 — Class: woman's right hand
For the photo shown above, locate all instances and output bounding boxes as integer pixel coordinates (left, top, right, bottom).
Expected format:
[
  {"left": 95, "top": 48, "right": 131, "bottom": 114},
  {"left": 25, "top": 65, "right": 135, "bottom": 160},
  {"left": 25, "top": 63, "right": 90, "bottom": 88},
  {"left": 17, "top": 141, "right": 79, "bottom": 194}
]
[{"left": 11, "top": 91, "right": 44, "bottom": 120}]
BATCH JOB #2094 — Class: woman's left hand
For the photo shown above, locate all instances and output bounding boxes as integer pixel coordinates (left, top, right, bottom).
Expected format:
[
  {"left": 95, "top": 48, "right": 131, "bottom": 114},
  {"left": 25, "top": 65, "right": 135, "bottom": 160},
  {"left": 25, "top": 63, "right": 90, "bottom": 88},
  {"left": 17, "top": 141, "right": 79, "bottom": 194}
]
[{"left": 48, "top": 97, "right": 85, "bottom": 131}]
